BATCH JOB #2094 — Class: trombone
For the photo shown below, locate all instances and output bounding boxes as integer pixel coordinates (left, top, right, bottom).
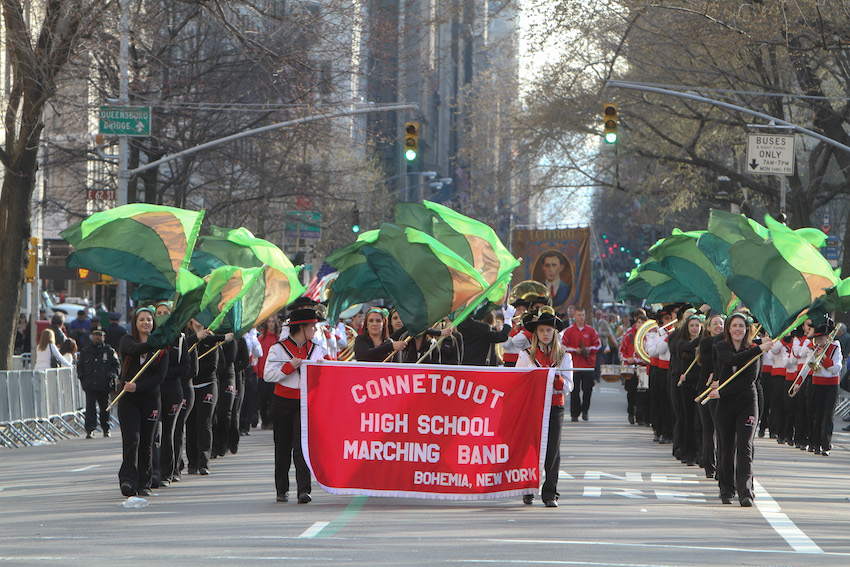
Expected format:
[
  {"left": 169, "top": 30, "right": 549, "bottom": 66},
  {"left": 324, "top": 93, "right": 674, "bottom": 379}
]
[{"left": 788, "top": 326, "right": 840, "bottom": 397}]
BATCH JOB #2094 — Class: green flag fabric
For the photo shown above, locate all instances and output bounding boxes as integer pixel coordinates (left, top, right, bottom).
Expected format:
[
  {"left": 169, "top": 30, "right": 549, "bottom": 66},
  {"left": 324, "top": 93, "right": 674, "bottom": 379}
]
[
  {"left": 325, "top": 204, "right": 519, "bottom": 332},
  {"left": 617, "top": 262, "right": 704, "bottom": 305},
  {"left": 62, "top": 204, "right": 205, "bottom": 295},
  {"left": 192, "top": 226, "right": 305, "bottom": 322},
  {"left": 645, "top": 229, "right": 733, "bottom": 314},
  {"left": 357, "top": 225, "right": 490, "bottom": 335}
]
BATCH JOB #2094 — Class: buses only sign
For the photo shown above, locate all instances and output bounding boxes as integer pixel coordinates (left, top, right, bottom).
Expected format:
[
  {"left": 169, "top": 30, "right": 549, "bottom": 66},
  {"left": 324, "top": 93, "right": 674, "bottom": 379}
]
[{"left": 746, "top": 133, "right": 795, "bottom": 176}]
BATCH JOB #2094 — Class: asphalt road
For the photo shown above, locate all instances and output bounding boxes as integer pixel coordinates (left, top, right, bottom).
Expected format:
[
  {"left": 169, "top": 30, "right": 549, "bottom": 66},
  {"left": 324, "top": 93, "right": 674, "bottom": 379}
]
[{"left": 2, "top": 383, "right": 849, "bottom": 566}]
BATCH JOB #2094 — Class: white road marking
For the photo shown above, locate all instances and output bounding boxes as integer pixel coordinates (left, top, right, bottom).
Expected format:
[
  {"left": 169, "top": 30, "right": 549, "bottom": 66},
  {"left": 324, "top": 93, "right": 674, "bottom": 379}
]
[
  {"left": 70, "top": 464, "right": 100, "bottom": 472},
  {"left": 298, "top": 521, "right": 329, "bottom": 538},
  {"left": 458, "top": 561, "right": 666, "bottom": 567},
  {"left": 753, "top": 478, "right": 823, "bottom": 554},
  {"left": 477, "top": 538, "right": 848, "bottom": 557}
]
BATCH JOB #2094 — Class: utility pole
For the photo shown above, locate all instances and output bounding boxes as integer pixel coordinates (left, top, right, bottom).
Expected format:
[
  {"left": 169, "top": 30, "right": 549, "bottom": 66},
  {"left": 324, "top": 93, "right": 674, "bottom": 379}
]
[{"left": 115, "top": 0, "right": 130, "bottom": 320}]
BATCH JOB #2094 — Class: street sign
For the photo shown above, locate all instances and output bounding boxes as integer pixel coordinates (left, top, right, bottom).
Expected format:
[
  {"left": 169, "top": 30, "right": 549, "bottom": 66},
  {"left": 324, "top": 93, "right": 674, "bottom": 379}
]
[
  {"left": 822, "top": 213, "right": 831, "bottom": 234},
  {"left": 98, "top": 106, "right": 151, "bottom": 136},
  {"left": 285, "top": 211, "right": 321, "bottom": 239},
  {"left": 824, "top": 234, "right": 839, "bottom": 260},
  {"left": 86, "top": 189, "right": 115, "bottom": 201},
  {"left": 746, "top": 133, "right": 795, "bottom": 175}
]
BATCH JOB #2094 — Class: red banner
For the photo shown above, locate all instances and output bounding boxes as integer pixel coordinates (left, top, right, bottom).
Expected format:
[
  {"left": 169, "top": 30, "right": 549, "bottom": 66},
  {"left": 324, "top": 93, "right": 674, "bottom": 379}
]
[{"left": 302, "top": 362, "right": 553, "bottom": 500}]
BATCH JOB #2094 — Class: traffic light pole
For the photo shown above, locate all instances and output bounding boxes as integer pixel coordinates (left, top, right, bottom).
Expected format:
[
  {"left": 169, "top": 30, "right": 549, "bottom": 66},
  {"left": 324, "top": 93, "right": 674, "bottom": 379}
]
[
  {"left": 607, "top": 80, "right": 850, "bottom": 221},
  {"left": 606, "top": 80, "right": 850, "bottom": 153},
  {"left": 126, "top": 104, "right": 418, "bottom": 176}
]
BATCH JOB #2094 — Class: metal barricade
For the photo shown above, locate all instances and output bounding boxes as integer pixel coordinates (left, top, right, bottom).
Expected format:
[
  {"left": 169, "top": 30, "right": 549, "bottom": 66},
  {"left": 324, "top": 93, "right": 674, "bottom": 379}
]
[{"left": 0, "top": 367, "right": 93, "bottom": 448}]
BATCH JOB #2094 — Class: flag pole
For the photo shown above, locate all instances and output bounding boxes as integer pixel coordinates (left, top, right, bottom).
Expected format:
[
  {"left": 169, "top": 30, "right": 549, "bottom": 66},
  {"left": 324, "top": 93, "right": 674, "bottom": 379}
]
[
  {"left": 410, "top": 264, "right": 520, "bottom": 365},
  {"left": 382, "top": 336, "right": 412, "bottom": 363},
  {"left": 107, "top": 349, "right": 163, "bottom": 410},
  {"left": 695, "top": 318, "right": 801, "bottom": 404}
]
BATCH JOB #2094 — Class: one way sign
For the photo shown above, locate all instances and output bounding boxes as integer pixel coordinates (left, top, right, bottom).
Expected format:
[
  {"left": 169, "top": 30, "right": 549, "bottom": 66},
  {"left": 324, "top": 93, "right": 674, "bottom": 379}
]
[{"left": 746, "top": 133, "right": 795, "bottom": 175}]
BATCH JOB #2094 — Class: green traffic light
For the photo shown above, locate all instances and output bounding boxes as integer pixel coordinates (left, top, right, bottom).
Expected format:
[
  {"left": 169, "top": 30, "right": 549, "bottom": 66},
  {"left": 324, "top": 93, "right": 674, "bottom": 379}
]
[
  {"left": 404, "top": 149, "right": 418, "bottom": 161},
  {"left": 605, "top": 132, "right": 617, "bottom": 144}
]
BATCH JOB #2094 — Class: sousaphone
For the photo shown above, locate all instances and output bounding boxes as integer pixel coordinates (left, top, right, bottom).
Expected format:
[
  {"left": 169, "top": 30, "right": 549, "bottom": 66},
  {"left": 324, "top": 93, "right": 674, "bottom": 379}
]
[
  {"left": 633, "top": 319, "right": 657, "bottom": 365},
  {"left": 508, "top": 280, "right": 551, "bottom": 305}
]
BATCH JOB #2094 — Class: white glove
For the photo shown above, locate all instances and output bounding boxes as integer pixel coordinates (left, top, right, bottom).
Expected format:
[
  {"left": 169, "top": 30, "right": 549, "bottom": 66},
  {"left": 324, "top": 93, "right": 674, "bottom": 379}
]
[{"left": 502, "top": 304, "right": 516, "bottom": 322}]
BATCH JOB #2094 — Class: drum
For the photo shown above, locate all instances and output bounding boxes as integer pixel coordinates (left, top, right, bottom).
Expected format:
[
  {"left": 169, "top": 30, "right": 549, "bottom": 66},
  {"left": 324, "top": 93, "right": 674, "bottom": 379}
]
[
  {"left": 619, "top": 364, "right": 637, "bottom": 377},
  {"left": 601, "top": 364, "right": 621, "bottom": 383},
  {"left": 636, "top": 366, "right": 649, "bottom": 391}
]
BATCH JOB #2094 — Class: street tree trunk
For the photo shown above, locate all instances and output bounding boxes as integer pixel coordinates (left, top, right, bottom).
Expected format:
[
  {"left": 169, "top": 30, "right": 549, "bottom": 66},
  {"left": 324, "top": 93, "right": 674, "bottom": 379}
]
[{"left": 0, "top": 0, "right": 102, "bottom": 369}]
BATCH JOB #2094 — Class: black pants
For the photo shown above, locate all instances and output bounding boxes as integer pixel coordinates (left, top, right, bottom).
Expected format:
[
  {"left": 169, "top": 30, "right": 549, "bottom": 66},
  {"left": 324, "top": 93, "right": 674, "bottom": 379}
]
[
  {"left": 649, "top": 366, "right": 672, "bottom": 438},
  {"left": 781, "top": 378, "right": 796, "bottom": 442},
  {"left": 715, "top": 392, "right": 758, "bottom": 502},
  {"left": 173, "top": 379, "right": 195, "bottom": 479},
  {"left": 624, "top": 374, "right": 637, "bottom": 420},
  {"left": 541, "top": 405, "right": 564, "bottom": 501},
  {"left": 84, "top": 389, "right": 111, "bottom": 433},
  {"left": 678, "top": 382, "right": 698, "bottom": 461},
  {"left": 809, "top": 383, "right": 838, "bottom": 451},
  {"left": 239, "top": 367, "right": 258, "bottom": 433},
  {"left": 154, "top": 378, "right": 183, "bottom": 483},
  {"left": 697, "top": 398, "right": 716, "bottom": 475},
  {"left": 258, "top": 380, "right": 274, "bottom": 427},
  {"left": 794, "top": 380, "right": 812, "bottom": 446},
  {"left": 669, "top": 372, "right": 684, "bottom": 455},
  {"left": 758, "top": 372, "right": 771, "bottom": 434},
  {"left": 187, "top": 381, "right": 217, "bottom": 470},
  {"left": 570, "top": 371, "right": 594, "bottom": 418},
  {"left": 228, "top": 370, "right": 246, "bottom": 452},
  {"left": 212, "top": 373, "right": 236, "bottom": 457},
  {"left": 272, "top": 395, "right": 311, "bottom": 497},
  {"left": 768, "top": 374, "right": 787, "bottom": 439},
  {"left": 118, "top": 391, "right": 161, "bottom": 491}
]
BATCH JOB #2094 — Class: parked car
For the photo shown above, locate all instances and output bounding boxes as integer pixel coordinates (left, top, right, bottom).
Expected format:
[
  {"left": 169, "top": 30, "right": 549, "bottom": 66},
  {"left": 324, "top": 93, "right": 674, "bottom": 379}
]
[{"left": 42, "top": 291, "right": 96, "bottom": 319}]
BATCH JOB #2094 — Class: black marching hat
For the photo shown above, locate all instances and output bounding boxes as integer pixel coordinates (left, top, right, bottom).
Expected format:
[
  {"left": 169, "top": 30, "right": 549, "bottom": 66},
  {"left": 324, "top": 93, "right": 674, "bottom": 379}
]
[
  {"left": 288, "top": 308, "right": 325, "bottom": 326},
  {"left": 525, "top": 311, "right": 565, "bottom": 332},
  {"left": 813, "top": 319, "right": 836, "bottom": 338}
]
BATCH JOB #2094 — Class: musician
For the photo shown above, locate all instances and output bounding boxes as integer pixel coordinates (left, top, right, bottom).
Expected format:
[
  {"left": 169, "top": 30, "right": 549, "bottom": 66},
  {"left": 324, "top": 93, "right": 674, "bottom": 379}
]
[
  {"left": 619, "top": 309, "right": 648, "bottom": 425},
  {"left": 791, "top": 319, "right": 814, "bottom": 450},
  {"left": 707, "top": 313, "right": 774, "bottom": 507},
  {"left": 560, "top": 307, "right": 601, "bottom": 421},
  {"left": 516, "top": 311, "right": 573, "bottom": 507},
  {"left": 675, "top": 313, "right": 704, "bottom": 466},
  {"left": 117, "top": 307, "right": 170, "bottom": 497},
  {"left": 151, "top": 301, "right": 192, "bottom": 488},
  {"left": 799, "top": 321, "right": 841, "bottom": 456},
  {"left": 697, "top": 314, "right": 724, "bottom": 479},
  {"left": 353, "top": 307, "right": 406, "bottom": 362},
  {"left": 501, "top": 296, "right": 532, "bottom": 367},
  {"left": 667, "top": 306, "right": 695, "bottom": 461},
  {"left": 388, "top": 310, "right": 452, "bottom": 364},
  {"left": 456, "top": 307, "right": 512, "bottom": 366},
  {"left": 645, "top": 305, "right": 675, "bottom": 443},
  {"left": 185, "top": 320, "right": 233, "bottom": 476},
  {"left": 756, "top": 327, "right": 772, "bottom": 439},
  {"left": 768, "top": 334, "right": 790, "bottom": 444},
  {"left": 389, "top": 308, "right": 405, "bottom": 335},
  {"left": 263, "top": 308, "right": 328, "bottom": 503}
]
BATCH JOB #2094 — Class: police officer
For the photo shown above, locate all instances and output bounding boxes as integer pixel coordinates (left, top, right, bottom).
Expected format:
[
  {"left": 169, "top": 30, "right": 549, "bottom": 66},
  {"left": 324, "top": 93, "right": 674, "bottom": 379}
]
[{"left": 77, "top": 329, "right": 120, "bottom": 438}]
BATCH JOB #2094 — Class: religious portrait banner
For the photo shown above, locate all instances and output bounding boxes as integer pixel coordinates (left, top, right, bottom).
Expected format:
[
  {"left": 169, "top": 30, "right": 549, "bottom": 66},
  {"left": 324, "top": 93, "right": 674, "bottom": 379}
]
[{"left": 511, "top": 228, "right": 592, "bottom": 314}]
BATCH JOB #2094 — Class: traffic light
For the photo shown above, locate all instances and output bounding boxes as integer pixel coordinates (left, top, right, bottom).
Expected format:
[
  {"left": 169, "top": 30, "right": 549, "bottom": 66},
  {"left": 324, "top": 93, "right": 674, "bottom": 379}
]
[
  {"left": 603, "top": 103, "right": 618, "bottom": 144},
  {"left": 351, "top": 207, "right": 361, "bottom": 233},
  {"left": 25, "top": 237, "right": 38, "bottom": 283},
  {"left": 404, "top": 122, "right": 419, "bottom": 161}
]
